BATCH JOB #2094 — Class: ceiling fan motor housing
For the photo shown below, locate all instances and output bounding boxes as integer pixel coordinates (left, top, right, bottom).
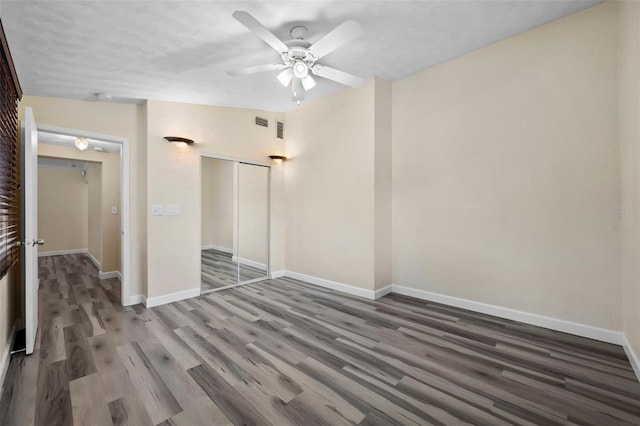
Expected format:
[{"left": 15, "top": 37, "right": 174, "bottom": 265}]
[{"left": 282, "top": 45, "right": 316, "bottom": 68}]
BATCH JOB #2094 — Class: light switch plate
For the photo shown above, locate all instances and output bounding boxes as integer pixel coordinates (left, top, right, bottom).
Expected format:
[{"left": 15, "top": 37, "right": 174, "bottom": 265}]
[
  {"left": 111, "top": 205, "right": 118, "bottom": 215},
  {"left": 165, "top": 204, "right": 181, "bottom": 216},
  {"left": 151, "top": 205, "right": 164, "bottom": 216}
]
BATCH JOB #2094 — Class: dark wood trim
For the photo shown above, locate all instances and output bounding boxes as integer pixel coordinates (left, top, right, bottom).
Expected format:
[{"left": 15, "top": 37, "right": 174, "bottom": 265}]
[
  {"left": 0, "top": 19, "right": 22, "bottom": 100},
  {"left": 164, "top": 136, "right": 194, "bottom": 145}
]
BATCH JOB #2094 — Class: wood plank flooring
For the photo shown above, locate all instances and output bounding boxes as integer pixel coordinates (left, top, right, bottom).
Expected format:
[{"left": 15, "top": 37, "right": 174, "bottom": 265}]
[
  {"left": 201, "top": 249, "right": 266, "bottom": 292},
  {"left": 2, "top": 253, "right": 640, "bottom": 425}
]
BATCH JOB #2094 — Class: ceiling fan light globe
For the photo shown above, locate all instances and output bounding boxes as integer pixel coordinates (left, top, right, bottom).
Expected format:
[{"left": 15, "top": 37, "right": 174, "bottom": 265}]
[
  {"left": 302, "top": 75, "right": 316, "bottom": 91},
  {"left": 293, "top": 61, "right": 309, "bottom": 78},
  {"left": 277, "top": 69, "right": 293, "bottom": 87}
]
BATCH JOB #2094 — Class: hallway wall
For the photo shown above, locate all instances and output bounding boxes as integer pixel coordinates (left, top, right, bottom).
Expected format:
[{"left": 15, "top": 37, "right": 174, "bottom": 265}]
[
  {"left": 37, "top": 144, "right": 121, "bottom": 274},
  {"left": 87, "top": 162, "right": 102, "bottom": 266},
  {"left": 38, "top": 166, "right": 88, "bottom": 253}
]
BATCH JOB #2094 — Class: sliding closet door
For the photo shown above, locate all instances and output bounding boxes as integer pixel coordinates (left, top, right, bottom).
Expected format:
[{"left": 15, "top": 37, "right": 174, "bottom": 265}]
[
  {"left": 237, "top": 163, "right": 269, "bottom": 283},
  {"left": 200, "top": 157, "right": 237, "bottom": 292}
]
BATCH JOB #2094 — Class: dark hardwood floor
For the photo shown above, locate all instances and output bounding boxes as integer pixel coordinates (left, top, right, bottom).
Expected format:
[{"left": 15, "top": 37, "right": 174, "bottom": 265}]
[
  {"left": 2, "top": 253, "right": 640, "bottom": 425},
  {"left": 201, "top": 249, "right": 266, "bottom": 292}
]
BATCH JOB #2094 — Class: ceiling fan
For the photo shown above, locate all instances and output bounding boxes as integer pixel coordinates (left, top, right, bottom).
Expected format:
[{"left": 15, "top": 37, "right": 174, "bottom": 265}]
[{"left": 228, "top": 11, "right": 367, "bottom": 104}]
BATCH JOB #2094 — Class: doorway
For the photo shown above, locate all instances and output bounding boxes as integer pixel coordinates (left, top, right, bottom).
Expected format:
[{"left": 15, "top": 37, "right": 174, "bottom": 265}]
[
  {"left": 21, "top": 108, "right": 131, "bottom": 354},
  {"left": 199, "top": 154, "right": 270, "bottom": 294},
  {"left": 37, "top": 123, "right": 131, "bottom": 306}
]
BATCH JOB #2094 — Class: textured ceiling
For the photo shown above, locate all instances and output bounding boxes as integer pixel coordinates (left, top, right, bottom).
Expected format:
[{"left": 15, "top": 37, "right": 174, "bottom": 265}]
[{"left": 3, "top": 0, "right": 600, "bottom": 112}]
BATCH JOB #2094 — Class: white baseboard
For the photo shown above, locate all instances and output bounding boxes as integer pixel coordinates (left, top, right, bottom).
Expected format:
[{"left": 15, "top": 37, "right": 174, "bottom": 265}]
[
  {"left": 279, "top": 272, "right": 626, "bottom": 346},
  {"left": 86, "top": 251, "right": 101, "bottom": 270},
  {"left": 144, "top": 287, "right": 201, "bottom": 308},
  {"left": 270, "top": 270, "right": 286, "bottom": 279},
  {"left": 285, "top": 270, "right": 376, "bottom": 300},
  {"left": 128, "top": 294, "right": 144, "bottom": 305},
  {"left": 622, "top": 334, "right": 640, "bottom": 383},
  {"left": 232, "top": 255, "right": 267, "bottom": 271},
  {"left": 38, "top": 248, "right": 87, "bottom": 257},
  {"left": 268, "top": 271, "right": 631, "bottom": 352},
  {"left": 99, "top": 271, "right": 121, "bottom": 280},
  {"left": 0, "top": 321, "right": 18, "bottom": 396},
  {"left": 391, "top": 284, "right": 624, "bottom": 345},
  {"left": 202, "top": 244, "right": 233, "bottom": 254},
  {"left": 374, "top": 284, "right": 393, "bottom": 300}
]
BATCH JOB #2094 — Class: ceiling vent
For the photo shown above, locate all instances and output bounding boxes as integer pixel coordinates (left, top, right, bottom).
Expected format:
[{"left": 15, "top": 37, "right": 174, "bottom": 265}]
[
  {"left": 255, "top": 116, "right": 268, "bottom": 127},
  {"left": 276, "top": 121, "right": 284, "bottom": 140}
]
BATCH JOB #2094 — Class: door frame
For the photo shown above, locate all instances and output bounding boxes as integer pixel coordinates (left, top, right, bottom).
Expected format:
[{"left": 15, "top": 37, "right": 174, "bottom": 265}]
[
  {"left": 199, "top": 152, "right": 271, "bottom": 294},
  {"left": 36, "top": 124, "right": 132, "bottom": 307}
]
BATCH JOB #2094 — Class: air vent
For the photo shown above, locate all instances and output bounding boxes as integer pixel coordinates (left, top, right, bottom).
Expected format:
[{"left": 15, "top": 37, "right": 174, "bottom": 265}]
[
  {"left": 276, "top": 121, "right": 284, "bottom": 140},
  {"left": 255, "top": 116, "right": 268, "bottom": 127}
]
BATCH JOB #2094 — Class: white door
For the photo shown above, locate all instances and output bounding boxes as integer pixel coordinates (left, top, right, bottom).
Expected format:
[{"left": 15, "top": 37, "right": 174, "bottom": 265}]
[{"left": 22, "top": 106, "right": 40, "bottom": 355}]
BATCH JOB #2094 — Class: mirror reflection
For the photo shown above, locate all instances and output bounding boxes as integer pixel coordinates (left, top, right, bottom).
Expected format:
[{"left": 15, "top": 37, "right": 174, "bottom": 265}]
[
  {"left": 238, "top": 163, "right": 269, "bottom": 283},
  {"left": 200, "top": 157, "right": 270, "bottom": 294}
]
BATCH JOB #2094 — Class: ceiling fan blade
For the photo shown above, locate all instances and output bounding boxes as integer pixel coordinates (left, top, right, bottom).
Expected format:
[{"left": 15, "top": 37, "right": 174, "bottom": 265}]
[
  {"left": 311, "top": 65, "right": 367, "bottom": 88},
  {"left": 307, "top": 20, "right": 362, "bottom": 59},
  {"left": 232, "top": 11, "right": 289, "bottom": 54},
  {"left": 228, "top": 63, "right": 286, "bottom": 76},
  {"left": 291, "top": 77, "right": 305, "bottom": 101}
]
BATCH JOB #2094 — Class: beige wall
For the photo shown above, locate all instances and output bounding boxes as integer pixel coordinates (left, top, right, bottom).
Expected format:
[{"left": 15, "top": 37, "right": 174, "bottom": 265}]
[
  {"left": 38, "top": 166, "right": 88, "bottom": 253},
  {"left": 284, "top": 78, "right": 393, "bottom": 290},
  {"left": 36, "top": 144, "right": 120, "bottom": 273},
  {"left": 619, "top": 0, "right": 640, "bottom": 358},
  {"left": 201, "top": 157, "right": 234, "bottom": 250},
  {"left": 19, "top": 97, "right": 140, "bottom": 295},
  {"left": 87, "top": 163, "right": 102, "bottom": 265},
  {"left": 374, "top": 79, "right": 392, "bottom": 291},
  {"left": 146, "top": 100, "right": 284, "bottom": 298},
  {"left": 284, "top": 79, "right": 376, "bottom": 289},
  {"left": 392, "top": 2, "right": 621, "bottom": 330}
]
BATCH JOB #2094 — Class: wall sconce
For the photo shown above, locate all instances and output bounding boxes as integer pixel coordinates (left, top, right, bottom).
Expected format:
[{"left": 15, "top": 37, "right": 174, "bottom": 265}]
[
  {"left": 269, "top": 155, "right": 287, "bottom": 164},
  {"left": 74, "top": 137, "right": 89, "bottom": 151},
  {"left": 164, "top": 136, "right": 194, "bottom": 148}
]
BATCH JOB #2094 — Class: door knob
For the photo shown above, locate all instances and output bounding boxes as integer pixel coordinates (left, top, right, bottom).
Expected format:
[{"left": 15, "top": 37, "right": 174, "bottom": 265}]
[{"left": 32, "top": 239, "right": 44, "bottom": 246}]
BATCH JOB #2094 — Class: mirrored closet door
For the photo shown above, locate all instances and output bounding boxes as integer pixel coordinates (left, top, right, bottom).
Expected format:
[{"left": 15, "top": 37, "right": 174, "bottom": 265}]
[
  {"left": 238, "top": 163, "right": 269, "bottom": 283},
  {"left": 200, "top": 156, "right": 270, "bottom": 294}
]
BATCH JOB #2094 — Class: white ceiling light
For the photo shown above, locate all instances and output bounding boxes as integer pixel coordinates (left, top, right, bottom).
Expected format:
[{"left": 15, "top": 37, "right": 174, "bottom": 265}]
[
  {"left": 302, "top": 75, "right": 316, "bottom": 91},
  {"left": 277, "top": 69, "right": 293, "bottom": 87},
  {"left": 74, "top": 137, "right": 89, "bottom": 151}
]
